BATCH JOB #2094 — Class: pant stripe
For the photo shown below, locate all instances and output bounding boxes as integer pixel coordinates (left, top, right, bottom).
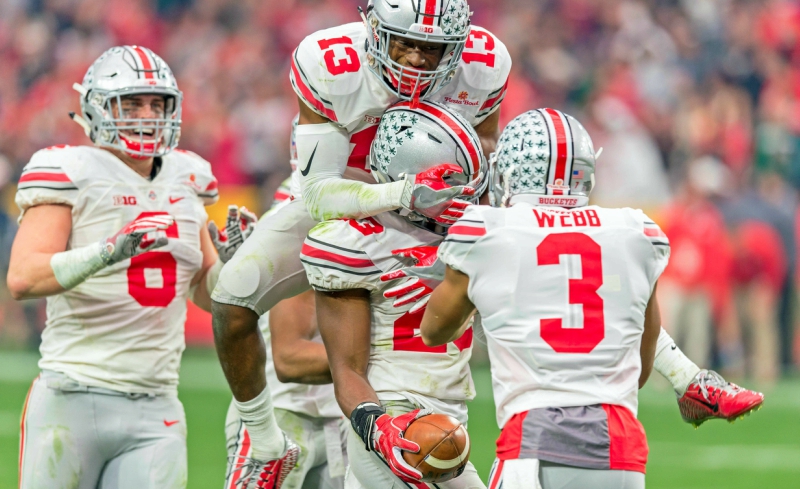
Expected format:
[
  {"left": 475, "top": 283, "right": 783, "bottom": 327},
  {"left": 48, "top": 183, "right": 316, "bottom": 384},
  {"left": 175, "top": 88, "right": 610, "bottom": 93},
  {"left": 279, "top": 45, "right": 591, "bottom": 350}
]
[
  {"left": 18, "top": 375, "right": 40, "bottom": 489},
  {"left": 228, "top": 422, "right": 252, "bottom": 489},
  {"left": 488, "top": 460, "right": 504, "bottom": 489}
]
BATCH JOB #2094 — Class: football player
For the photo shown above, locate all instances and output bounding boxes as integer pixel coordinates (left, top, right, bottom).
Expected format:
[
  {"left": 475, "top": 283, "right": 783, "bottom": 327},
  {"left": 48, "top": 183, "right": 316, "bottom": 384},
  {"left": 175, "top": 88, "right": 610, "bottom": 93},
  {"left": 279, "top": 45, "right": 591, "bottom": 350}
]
[
  {"left": 8, "top": 46, "right": 253, "bottom": 489},
  {"left": 301, "top": 101, "right": 485, "bottom": 488},
  {"left": 418, "top": 109, "right": 764, "bottom": 488},
  {"left": 210, "top": 0, "right": 510, "bottom": 486}
]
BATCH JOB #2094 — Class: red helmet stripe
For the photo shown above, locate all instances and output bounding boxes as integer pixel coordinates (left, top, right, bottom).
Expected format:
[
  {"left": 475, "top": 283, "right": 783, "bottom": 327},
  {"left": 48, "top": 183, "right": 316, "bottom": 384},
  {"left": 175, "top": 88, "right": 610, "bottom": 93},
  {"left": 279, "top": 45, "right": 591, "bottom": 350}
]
[
  {"left": 422, "top": 0, "right": 439, "bottom": 26},
  {"left": 396, "top": 101, "right": 481, "bottom": 176},
  {"left": 542, "top": 108, "right": 573, "bottom": 196},
  {"left": 132, "top": 46, "right": 155, "bottom": 79}
]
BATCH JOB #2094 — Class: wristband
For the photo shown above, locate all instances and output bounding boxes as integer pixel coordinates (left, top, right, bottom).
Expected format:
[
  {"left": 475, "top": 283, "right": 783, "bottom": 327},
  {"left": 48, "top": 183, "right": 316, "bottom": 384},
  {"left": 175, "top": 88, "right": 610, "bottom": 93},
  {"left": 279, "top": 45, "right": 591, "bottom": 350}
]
[{"left": 350, "top": 402, "right": 385, "bottom": 451}]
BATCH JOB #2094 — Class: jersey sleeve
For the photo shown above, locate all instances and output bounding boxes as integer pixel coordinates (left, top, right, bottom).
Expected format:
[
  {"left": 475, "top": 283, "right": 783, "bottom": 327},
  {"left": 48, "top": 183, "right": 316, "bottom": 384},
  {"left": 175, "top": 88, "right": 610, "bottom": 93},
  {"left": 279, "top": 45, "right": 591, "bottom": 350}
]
[
  {"left": 639, "top": 211, "right": 671, "bottom": 283},
  {"left": 301, "top": 218, "right": 383, "bottom": 292},
  {"left": 467, "top": 27, "right": 512, "bottom": 124},
  {"left": 174, "top": 149, "right": 219, "bottom": 206},
  {"left": 438, "top": 206, "right": 488, "bottom": 273},
  {"left": 290, "top": 35, "right": 340, "bottom": 123},
  {"left": 15, "top": 147, "right": 79, "bottom": 220}
]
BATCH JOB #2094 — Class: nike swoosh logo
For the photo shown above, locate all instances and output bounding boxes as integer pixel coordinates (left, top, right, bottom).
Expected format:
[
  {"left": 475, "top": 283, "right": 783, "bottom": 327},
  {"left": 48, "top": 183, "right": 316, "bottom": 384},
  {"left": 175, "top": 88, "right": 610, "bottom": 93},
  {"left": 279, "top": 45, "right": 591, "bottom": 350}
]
[
  {"left": 300, "top": 142, "right": 319, "bottom": 177},
  {"left": 164, "top": 419, "right": 180, "bottom": 427},
  {"left": 169, "top": 196, "right": 185, "bottom": 204}
]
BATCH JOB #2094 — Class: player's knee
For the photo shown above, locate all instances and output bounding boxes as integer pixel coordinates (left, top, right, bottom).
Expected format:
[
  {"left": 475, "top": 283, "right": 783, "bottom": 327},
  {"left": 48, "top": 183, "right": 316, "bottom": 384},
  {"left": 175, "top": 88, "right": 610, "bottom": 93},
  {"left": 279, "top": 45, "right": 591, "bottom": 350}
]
[{"left": 211, "top": 301, "right": 260, "bottom": 342}]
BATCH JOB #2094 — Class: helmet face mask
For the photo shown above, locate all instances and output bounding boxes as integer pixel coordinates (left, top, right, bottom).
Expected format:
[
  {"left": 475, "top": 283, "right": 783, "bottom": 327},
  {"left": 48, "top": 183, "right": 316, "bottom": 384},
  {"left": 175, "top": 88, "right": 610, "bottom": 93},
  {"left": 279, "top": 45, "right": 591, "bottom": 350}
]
[
  {"left": 77, "top": 46, "right": 182, "bottom": 159},
  {"left": 364, "top": 0, "right": 471, "bottom": 100},
  {"left": 368, "top": 100, "right": 486, "bottom": 232},
  {"left": 489, "top": 109, "right": 598, "bottom": 208}
]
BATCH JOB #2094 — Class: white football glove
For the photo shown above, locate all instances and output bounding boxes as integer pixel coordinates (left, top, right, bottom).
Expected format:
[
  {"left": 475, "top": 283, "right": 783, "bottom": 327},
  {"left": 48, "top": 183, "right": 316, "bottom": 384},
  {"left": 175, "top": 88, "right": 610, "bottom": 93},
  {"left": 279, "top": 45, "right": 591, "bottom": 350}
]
[{"left": 208, "top": 205, "right": 257, "bottom": 263}]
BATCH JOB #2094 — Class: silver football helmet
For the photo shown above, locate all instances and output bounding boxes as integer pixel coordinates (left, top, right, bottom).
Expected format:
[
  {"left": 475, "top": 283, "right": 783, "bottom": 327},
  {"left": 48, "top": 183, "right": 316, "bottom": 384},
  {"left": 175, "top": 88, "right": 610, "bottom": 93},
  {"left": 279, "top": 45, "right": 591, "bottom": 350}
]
[
  {"left": 489, "top": 108, "right": 599, "bottom": 208},
  {"left": 71, "top": 45, "right": 182, "bottom": 159},
  {"left": 363, "top": 0, "right": 470, "bottom": 100},
  {"left": 369, "top": 100, "right": 486, "bottom": 230}
]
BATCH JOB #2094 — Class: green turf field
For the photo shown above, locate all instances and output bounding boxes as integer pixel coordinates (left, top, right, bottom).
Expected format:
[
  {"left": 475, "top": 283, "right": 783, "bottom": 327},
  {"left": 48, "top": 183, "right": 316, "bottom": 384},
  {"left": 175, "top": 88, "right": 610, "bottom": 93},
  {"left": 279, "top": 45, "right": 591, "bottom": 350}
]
[{"left": 1, "top": 349, "right": 798, "bottom": 488}]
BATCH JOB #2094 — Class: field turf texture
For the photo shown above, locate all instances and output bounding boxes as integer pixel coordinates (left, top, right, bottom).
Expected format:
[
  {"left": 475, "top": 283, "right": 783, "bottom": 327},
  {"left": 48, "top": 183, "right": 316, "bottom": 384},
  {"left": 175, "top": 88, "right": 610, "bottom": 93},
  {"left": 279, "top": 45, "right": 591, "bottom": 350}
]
[{"left": 1, "top": 349, "right": 798, "bottom": 488}]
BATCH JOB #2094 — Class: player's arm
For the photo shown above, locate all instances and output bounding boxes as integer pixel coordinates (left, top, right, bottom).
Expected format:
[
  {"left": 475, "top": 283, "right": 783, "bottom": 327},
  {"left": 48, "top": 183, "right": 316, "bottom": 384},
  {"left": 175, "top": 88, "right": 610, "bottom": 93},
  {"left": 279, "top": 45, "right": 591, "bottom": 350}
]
[
  {"left": 420, "top": 265, "right": 476, "bottom": 347},
  {"left": 640, "top": 282, "right": 662, "bottom": 388},
  {"left": 270, "top": 289, "right": 331, "bottom": 384},
  {"left": 188, "top": 223, "right": 220, "bottom": 312},
  {"left": 314, "top": 288, "right": 377, "bottom": 414},
  {"left": 8, "top": 204, "right": 173, "bottom": 299}
]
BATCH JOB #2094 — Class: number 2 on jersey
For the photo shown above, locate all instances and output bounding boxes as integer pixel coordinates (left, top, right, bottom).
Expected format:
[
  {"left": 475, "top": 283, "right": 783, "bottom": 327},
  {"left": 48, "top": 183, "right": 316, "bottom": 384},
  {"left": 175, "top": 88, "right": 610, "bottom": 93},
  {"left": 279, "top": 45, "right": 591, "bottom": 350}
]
[{"left": 536, "top": 233, "right": 604, "bottom": 353}]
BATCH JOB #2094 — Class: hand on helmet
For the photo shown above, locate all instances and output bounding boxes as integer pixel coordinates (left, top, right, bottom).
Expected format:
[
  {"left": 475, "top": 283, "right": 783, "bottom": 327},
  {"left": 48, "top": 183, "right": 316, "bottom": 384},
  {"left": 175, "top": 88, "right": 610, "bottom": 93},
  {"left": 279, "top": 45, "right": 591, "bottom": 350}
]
[
  {"left": 101, "top": 214, "right": 174, "bottom": 265},
  {"left": 381, "top": 246, "right": 445, "bottom": 314},
  {"left": 400, "top": 164, "right": 476, "bottom": 222},
  {"left": 373, "top": 409, "right": 431, "bottom": 483},
  {"left": 208, "top": 205, "right": 257, "bottom": 263}
]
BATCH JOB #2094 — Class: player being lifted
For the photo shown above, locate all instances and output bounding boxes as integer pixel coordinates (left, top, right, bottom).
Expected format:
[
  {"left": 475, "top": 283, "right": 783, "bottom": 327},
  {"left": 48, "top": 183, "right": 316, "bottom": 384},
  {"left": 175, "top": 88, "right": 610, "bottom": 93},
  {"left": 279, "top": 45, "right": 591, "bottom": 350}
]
[
  {"left": 302, "top": 101, "right": 485, "bottom": 488},
  {"left": 8, "top": 46, "right": 253, "bottom": 489},
  {"left": 211, "top": 1, "right": 510, "bottom": 486}
]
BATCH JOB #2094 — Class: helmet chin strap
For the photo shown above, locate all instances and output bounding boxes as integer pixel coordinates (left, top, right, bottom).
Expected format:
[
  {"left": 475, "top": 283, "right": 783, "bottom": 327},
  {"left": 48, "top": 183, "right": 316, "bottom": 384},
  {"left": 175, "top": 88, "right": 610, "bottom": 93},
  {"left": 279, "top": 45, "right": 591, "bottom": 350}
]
[{"left": 68, "top": 111, "right": 91, "bottom": 137}]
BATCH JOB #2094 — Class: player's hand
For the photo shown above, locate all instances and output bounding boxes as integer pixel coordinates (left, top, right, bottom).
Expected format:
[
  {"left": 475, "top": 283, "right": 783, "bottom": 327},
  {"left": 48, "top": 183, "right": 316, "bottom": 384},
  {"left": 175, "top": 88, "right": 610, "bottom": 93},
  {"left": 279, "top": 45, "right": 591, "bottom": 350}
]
[
  {"left": 101, "top": 214, "right": 174, "bottom": 265},
  {"left": 381, "top": 246, "right": 444, "bottom": 314},
  {"left": 400, "top": 164, "right": 476, "bottom": 222},
  {"left": 208, "top": 205, "right": 257, "bottom": 263},
  {"left": 373, "top": 409, "right": 431, "bottom": 483}
]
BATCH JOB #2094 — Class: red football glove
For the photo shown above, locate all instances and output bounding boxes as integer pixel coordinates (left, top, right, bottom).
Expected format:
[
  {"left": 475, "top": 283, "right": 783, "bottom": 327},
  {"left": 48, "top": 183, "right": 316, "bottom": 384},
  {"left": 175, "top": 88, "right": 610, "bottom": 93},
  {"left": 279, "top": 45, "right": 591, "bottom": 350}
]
[
  {"left": 101, "top": 213, "right": 174, "bottom": 265},
  {"left": 401, "top": 164, "right": 477, "bottom": 224},
  {"left": 381, "top": 246, "right": 444, "bottom": 314},
  {"left": 373, "top": 409, "right": 431, "bottom": 483}
]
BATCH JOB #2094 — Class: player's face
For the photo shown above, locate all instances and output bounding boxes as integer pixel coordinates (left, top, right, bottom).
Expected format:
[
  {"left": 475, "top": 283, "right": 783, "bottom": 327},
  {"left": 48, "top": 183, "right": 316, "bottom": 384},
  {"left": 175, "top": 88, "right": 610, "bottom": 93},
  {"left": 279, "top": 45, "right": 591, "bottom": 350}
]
[
  {"left": 388, "top": 36, "right": 445, "bottom": 71},
  {"left": 111, "top": 94, "right": 167, "bottom": 141}
]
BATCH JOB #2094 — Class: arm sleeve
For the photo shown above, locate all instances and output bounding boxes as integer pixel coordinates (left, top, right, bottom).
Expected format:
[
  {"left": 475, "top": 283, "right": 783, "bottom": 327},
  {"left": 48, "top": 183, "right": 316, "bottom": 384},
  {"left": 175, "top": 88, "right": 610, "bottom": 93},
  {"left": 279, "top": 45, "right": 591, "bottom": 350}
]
[
  {"left": 15, "top": 149, "right": 79, "bottom": 221},
  {"left": 295, "top": 123, "right": 407, "bottom": 221},
  {"left": 438, "top": 206, "right": 487, "bottom": 273},
  {"left": 301, "top": 219, "right": 383, "bottom": 292}
]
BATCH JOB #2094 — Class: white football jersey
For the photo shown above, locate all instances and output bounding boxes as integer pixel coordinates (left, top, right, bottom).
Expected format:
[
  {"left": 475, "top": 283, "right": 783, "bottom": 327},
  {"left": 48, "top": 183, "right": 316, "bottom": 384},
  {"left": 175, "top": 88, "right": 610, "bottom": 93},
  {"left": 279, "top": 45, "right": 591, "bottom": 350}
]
[
  {"left": 290, "top": 22, "right": 510, "bottom": 182},
  {"left": 438, "top": 203, "right": 670, "bottom": 428},
  {"left": 301, "top": 212, "right": 475, "bottom": 423},
  {"left": 15, "top": 145, "right": 219, "bottom": 394},
  {"left": 258, "top": 313, "right": 341, "bottom": 418}
]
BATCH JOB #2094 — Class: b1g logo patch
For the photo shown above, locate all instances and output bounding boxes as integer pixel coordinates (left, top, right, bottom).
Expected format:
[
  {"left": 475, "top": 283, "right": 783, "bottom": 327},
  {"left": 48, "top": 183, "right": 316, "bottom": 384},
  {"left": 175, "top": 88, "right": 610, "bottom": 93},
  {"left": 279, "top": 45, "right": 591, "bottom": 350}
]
[{"left": 113, "top": 195, "right": 138, "bottom": 206}]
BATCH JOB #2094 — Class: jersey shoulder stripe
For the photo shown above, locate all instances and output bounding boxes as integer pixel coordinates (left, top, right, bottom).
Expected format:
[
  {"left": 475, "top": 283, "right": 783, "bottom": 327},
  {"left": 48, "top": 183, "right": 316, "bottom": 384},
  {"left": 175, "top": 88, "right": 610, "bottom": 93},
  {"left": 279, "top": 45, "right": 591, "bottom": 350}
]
[
  {"left": 643, "top": 220, "right": 669, "bottom": 246},
  {"left": 476, "top": 77, "right": 508, "bottom": 118},
  {"left": 290, "top": 48, "right": 337, "bottom": 121},
  {"left": 302, "top": 220, "right": 383, "bottom": 291}
]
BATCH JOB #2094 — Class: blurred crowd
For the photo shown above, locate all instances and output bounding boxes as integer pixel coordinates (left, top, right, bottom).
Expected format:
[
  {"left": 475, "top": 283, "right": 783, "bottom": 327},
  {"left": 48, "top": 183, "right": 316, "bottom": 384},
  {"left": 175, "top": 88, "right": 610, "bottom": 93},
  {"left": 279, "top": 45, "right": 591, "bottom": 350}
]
[{"left": 0, "top": 0, "right": 798, "bottom": 381}]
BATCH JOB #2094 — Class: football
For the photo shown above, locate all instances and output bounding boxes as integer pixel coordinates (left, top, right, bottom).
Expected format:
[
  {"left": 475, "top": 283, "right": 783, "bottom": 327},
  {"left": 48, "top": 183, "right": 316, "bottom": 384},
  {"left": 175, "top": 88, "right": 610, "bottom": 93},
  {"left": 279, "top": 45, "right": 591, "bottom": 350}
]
[{"left": 402, "top": 413, "right": 471, "bottom": 483}]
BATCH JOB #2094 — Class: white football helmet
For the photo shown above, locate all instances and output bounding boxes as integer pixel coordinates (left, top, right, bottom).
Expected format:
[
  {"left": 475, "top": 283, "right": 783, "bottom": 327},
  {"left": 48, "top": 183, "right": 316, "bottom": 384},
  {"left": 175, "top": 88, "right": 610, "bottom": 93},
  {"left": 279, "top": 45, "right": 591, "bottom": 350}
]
[
  {"left": 489, "top": 108, "right": 599, "bottom": 208},
  {"left": 72, "top": 45, "right": 182, "bottom": 159},
  {"left": 369, "top": 100, "right": 486, "bottom": 230},
  {"left": 363, "top": 0, "right": 470, "bottom": 100}
]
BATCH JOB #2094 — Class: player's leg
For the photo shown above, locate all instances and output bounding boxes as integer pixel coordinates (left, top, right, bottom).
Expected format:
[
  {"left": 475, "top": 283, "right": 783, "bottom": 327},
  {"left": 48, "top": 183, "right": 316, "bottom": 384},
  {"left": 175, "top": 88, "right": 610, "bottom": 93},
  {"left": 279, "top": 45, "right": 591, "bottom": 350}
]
[
  {"left": 19, "top": 373, "right": 105, "bottom": 489},
  {"left": 97, "top": 394, "right": 187, "bottom": 489}
]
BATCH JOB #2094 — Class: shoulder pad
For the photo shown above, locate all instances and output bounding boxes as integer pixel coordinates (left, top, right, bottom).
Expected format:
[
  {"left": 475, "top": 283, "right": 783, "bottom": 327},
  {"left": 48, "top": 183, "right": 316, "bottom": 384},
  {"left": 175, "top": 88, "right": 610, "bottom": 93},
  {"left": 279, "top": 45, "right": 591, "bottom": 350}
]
[
  {"left": 301, "top": 217, "right": 384, "bottom": 291},
  {"left": 168, "top": 149, "right": 219, "bottom": 206},
  {"left": 15, "top": 146, "right": 81, "bottom": 217},
  {"left": 460, "top": 26, "right": 512, "bottom": 121}
]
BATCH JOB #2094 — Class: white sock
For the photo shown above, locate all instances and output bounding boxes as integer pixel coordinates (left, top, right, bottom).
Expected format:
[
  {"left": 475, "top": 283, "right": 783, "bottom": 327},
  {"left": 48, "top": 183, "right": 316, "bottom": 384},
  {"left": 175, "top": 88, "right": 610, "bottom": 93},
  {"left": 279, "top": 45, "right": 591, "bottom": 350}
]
[
  {"left": 234, "top": 386, "right": 285, "bottom": 460},
  {"left": 653, "top": 328, "right": 702, "bottom": 395}
]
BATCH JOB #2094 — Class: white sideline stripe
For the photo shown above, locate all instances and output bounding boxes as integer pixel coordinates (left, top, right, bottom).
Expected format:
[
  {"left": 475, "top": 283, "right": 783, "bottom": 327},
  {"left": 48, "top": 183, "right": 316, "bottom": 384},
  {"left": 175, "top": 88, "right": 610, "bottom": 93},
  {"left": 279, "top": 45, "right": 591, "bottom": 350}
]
[{"left": 424, "top": 433, "right": 470, "bottom": 469}]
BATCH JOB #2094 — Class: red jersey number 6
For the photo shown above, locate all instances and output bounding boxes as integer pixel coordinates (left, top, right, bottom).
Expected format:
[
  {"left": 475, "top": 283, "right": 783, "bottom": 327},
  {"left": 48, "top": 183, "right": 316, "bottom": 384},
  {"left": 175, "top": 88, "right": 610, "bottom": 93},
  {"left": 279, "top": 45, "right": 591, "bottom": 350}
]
[{"left": 536, "top": 233, "right": 605, "bottom": 353}]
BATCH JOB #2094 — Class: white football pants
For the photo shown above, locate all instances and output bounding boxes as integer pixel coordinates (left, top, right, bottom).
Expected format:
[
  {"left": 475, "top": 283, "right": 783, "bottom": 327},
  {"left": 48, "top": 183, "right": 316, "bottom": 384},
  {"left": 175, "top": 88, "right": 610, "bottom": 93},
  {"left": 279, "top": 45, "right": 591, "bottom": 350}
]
[{"left": 487, "top": 459, "right": 645, "bottom": 489}]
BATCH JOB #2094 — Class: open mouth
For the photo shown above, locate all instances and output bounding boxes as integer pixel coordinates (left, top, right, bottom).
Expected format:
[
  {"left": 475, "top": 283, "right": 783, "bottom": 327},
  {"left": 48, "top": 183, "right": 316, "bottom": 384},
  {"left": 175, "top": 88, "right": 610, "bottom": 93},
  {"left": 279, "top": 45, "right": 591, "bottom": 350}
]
[{"left": 121, "top": 127, "right": 157, "bottom": 140}]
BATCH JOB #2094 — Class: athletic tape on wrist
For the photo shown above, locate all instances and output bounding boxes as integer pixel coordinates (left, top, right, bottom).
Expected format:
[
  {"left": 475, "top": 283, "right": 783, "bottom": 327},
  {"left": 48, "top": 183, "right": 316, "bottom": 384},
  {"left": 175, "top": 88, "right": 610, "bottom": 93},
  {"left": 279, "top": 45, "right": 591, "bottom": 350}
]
[{"left": 50, "top": 241, "right": 110, "bottom": 290}]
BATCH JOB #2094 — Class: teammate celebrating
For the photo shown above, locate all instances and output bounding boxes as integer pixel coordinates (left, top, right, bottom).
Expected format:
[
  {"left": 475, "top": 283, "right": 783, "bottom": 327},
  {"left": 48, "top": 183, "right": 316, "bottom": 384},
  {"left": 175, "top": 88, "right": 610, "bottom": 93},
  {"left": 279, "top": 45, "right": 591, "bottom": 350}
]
[
  {"left": 210, "top": 1, "right": 510, "bottom": 486},
  {"left": 418, "top": 109, "right": 763, "bottom": 488},
  {"left": 8, "top": 46, "right": 252, "bottom": 489},
  {"left": 301, "top": 101, "right": 485, "bottom": 488}
]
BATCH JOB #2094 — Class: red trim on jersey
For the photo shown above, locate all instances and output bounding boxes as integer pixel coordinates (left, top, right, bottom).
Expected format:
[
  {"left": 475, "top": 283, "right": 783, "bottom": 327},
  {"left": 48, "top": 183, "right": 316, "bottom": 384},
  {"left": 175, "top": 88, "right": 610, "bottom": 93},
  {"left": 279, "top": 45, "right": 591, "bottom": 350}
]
[
  {"left": 488, "top": 460, "right": 505, "bottom": 489},
  {"left": 205, "top": 179, "right": 218, "bottom": 191},
  {"left": 132, "top": 46, "right": 155, "bottom": 79},
  {"left": 291, "top": 53, "right": 338, "bottom": 122},
  {"left": 422, "top": 0, "right": 438, "bottom": 25},
  {"left": 602, "top": 404, "right": 648, "bottom": 474},
  {"left": 19, "top": 172, "right": 72, "bottom": 183},
  {"left": 18, "top": 375, "right": 40, "bottom": 489},
  {"left": 273, "top": 190, "right": 291, "bottom": 202},
  {"left": 395, "top": 101, "right": 482, "bottom": 175},
  {"left": 644, "top": 227, "right": 667, "bottom": 238},
  {"left": 228, "top": 426, "right": 252, "bottom": 489},
  {"left": 301, "top": 243, "right": 376, "bottom": 268},
  {"left": 544, "top": 108, "right": 570, "bottom": 196},
  {"left": 448, "top": 225, "right": 486, "bottom": 236},
  {"left": 480, "top": 78, "right": 509, "bottom": 111},
  {"left": 495, "top": 411, "right": 528, "bottom": 460}
]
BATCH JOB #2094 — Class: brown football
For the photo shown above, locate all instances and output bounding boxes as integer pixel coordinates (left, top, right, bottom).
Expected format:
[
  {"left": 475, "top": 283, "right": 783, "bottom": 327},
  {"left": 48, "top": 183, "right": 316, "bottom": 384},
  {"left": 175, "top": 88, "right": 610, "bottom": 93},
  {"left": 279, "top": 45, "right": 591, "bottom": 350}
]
[{"left": 402, "top": 413, "right": 471, "bottom": 483}]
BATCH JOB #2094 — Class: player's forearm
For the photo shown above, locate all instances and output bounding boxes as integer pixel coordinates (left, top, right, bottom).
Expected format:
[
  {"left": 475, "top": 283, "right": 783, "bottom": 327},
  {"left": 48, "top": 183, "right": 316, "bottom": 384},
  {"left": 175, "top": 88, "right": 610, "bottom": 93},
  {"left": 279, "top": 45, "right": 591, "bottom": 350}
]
[
  {"left": 333, "top": 367, "right": 380, "bottom": 417},
  {"left": 211, "top": 300, "right": 267, "bottom": 401},
  {"left": 273, "top": 340, "right": 332, "bottom": 385},
  {"left": 7, "top": 251, "right": 68, "bottom": 299},
  {"left": 302, "top": 178, "right": 407, "bottom": 221},
  {"left": 189, "top": 259, "right": 222, "bottom": 312},
  {"left": 639, "top": 286, "right": 662, "bottom": 388}
]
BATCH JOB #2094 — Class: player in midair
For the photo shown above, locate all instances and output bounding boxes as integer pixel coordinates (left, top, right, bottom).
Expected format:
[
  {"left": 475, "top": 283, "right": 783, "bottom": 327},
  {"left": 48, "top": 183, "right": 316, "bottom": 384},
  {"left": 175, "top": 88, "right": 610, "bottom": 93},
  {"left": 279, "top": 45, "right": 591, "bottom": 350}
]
[
  {"left": 418, "top": 109, "right": 764, "bottom": 488},
  {"left": 301, "top": 101, "right": 485, "bottom": 488},
  {"left": 8, "top": 46, "right": 253, "bottom": 489},
  {"left": 211, "top": 1, "right": 510, "bottom": 486}
]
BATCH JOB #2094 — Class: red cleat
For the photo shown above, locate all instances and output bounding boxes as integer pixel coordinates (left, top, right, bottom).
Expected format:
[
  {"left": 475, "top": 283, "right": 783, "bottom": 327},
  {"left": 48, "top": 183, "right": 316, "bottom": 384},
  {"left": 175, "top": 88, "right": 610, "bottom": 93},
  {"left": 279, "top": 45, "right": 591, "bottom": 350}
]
[
  {"left": 227, "top": 438, "right": 300, "bottom": 489},
  {"left": 678, "top": 370, "right": 764, "bottom": 427}
]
